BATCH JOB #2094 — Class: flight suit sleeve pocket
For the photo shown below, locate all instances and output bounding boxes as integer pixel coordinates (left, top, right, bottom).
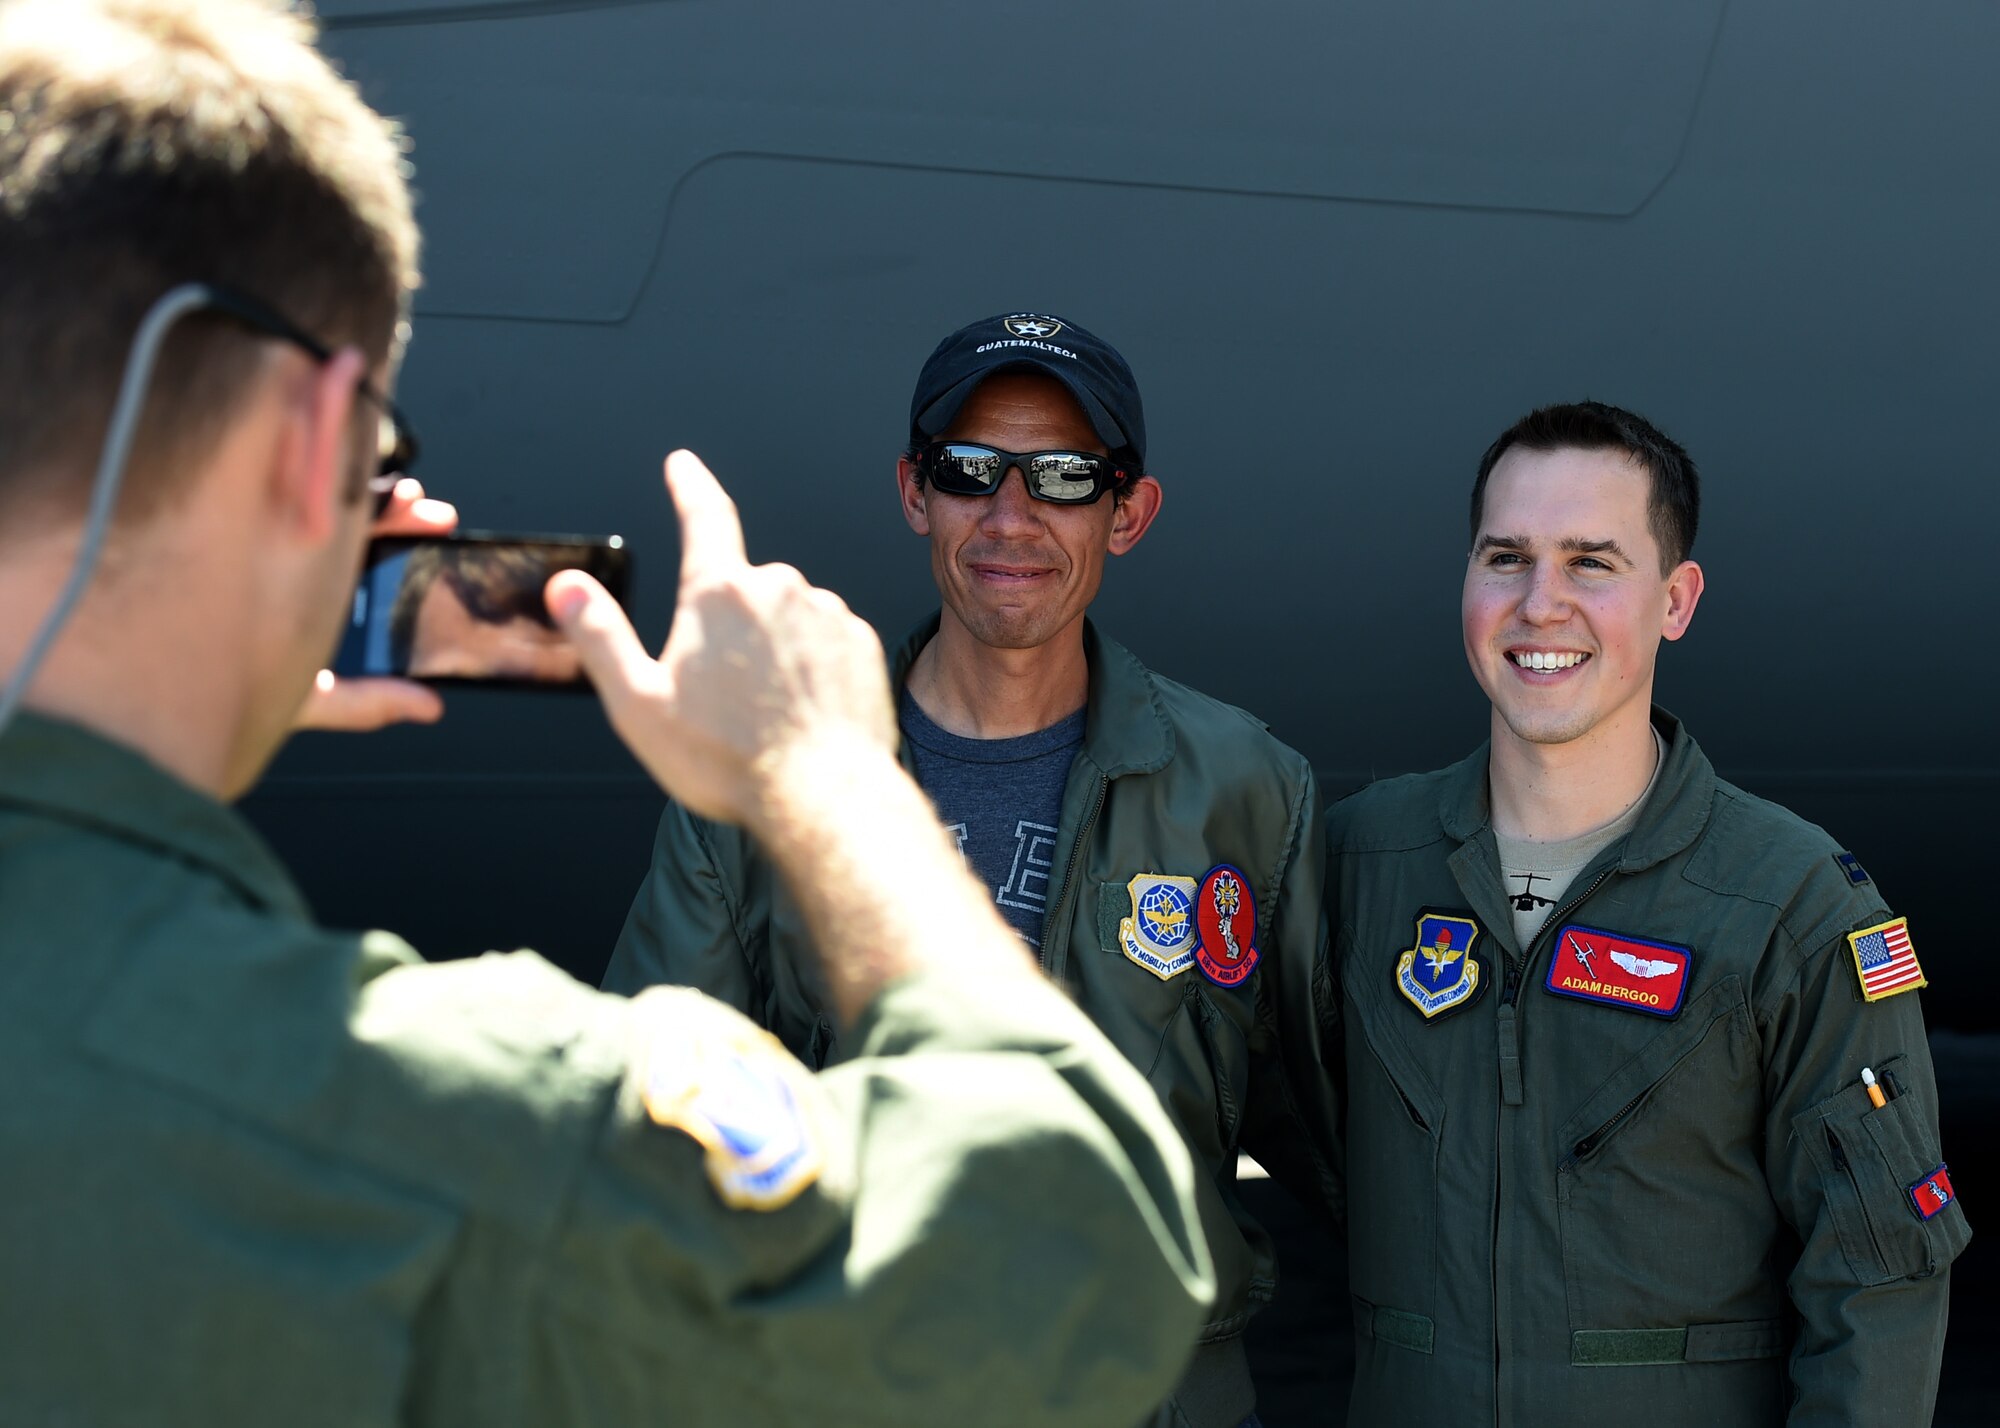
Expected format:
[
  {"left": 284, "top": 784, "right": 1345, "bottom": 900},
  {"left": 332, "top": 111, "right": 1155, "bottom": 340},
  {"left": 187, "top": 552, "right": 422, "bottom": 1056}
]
[{"left": 1795, "top": 1054, "right": 1968, "bottom": 1285}]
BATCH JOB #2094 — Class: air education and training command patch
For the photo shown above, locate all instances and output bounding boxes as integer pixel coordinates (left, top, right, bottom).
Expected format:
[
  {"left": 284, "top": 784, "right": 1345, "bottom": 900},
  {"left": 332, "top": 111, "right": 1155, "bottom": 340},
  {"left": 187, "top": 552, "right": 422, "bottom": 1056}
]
[
  {"left": 1194, "top": 864, "right": 1261, "bottom": 987},
  {"left": 1120, "top": 874, "right": 1199, "bottom": 980},
  {"left": 1848, "top": 916, "right": 1926, "bottom": 1002},
  {"left": 1395, "top": 911, "right": 1483, "bottom": 1020},
  {"left": 641, "top": 993, "right": 822, "bottom": 1212},
  {"left": 1543, "top": 924, "right": 1692, "bottom": 1019}
]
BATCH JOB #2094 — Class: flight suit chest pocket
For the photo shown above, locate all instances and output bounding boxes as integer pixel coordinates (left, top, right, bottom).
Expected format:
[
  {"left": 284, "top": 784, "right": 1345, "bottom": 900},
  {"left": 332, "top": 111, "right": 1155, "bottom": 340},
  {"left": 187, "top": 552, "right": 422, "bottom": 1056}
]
[
  {"left": 1337, "top": 933, "right": 1446, "bottom": 1320},
  {"left": 1556, "top": 977, "right": 1770, "bottom": 1330},
  {"left": 1794, "top": 1052, "right": 1970, "bottom": 1285},
  {"left": 1092, "top": 881, "right": 1252, "bottom": 1156}
]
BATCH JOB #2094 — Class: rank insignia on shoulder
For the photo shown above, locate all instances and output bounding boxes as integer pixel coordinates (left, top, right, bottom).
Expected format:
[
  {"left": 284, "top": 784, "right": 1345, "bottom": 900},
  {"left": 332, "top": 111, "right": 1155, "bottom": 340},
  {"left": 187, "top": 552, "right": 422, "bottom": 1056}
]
[
  {"left": 1395, "top": 911, "right": 1483, "bottom": 1020},
  {"left": 1847, "top": 916, "right": 1925, "bottom": 1002},
  {"left": 1908, "top": 1164, "right": 1956, "bottom": 1221},
  {"left": 1120, "top": 874, "right": 1199, "bottom": 980},
  {"left": 639, "top": 991, "right": 822, "bottom": 1212},
  {"left": 1194, "top": 864, "right": 1261, "bottom": 987},
  {"left": 1543, "top": 924, "right": 1692, "bottom": 1018},
  {"left": 1834, "top": 851, "right": 1870, "bottom": 885}
]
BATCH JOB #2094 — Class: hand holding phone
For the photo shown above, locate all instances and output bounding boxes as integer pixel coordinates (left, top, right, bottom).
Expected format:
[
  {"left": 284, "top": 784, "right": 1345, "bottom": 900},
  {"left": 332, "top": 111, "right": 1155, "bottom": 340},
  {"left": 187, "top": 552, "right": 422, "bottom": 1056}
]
[{"left": 295, "top": 478, "right": 457, "bottom": 732}]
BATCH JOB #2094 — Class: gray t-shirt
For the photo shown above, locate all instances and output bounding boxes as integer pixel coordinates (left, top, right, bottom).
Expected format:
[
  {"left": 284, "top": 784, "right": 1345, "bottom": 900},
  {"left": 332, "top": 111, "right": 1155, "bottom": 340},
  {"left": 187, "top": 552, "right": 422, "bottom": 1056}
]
[
  {"left": 900, "top": 691, "right": 1086, "bottom": 951},
  {"left": 1495, "top": 727, "right": 1667, "bottom": 949}
]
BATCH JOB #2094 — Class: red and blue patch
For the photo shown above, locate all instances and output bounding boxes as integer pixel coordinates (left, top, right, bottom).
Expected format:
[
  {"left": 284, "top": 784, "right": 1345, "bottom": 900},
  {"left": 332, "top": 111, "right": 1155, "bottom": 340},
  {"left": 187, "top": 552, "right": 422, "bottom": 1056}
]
[
  {"left": 1194, "top": 863, "right": 1261, "bottom": 986},
  {"left": 1543, "top": 924, "right": 1693, "bottom": 1018},
  {"left": 1908, "top": 1164, "right": 1956, "bottom": 1221}
]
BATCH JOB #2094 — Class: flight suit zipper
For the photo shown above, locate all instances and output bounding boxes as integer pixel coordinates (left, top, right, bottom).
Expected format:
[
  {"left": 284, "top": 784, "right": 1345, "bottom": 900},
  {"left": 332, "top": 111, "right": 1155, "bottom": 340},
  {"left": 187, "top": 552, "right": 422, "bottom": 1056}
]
[
  {"left": 1560, "top": 1011, "right": 1729, "bottom": 1171},
  {"left": 1491, "top": 864, "right": 1618, "bottom": 1426},
  {"left": 1503, "top": 866, "right": 1618, "bottom": 1006},
  {"left": 1567, "top": 1090, "right": 1647, "bottom": 1163},
  {"left": 1042, "top": 772, "right": 1108, "bottom": 979}
]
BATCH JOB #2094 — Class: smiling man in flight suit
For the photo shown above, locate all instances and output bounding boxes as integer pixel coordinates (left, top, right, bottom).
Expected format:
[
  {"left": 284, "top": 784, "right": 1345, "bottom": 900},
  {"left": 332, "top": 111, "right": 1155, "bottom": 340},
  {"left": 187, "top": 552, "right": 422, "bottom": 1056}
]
[
  {"left": 1324, "top": 401, "right": 1966, "bottom": 1426},
  {"left": 607, "top": 313, "right": 1340, "bottom": 1428},
  {"left": 0, "top": 3, "right": 1213, "bottom": 1423}
]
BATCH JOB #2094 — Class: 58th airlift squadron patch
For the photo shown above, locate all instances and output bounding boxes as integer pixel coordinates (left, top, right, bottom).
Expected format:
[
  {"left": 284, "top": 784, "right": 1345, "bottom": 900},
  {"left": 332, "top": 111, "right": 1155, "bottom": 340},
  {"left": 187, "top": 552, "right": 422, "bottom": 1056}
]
[
  {"left": 1194, "top": 864, "right": 1261, "bottom": 987},
  {"left": 1120, "top": 874, "right": 1199, "bottom": 980},
  {"left": 1395, "top": 911, "right": 1483, "bottom": 1020},
  {"left": 1543, "top": 924, "right": 1692, "bottom": 1018}
]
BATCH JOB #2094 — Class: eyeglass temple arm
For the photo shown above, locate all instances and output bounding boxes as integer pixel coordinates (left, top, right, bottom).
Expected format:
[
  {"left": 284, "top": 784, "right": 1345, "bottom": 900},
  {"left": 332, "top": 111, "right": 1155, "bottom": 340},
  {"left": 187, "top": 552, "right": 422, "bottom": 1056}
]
[{"left": 0, "top": 282, "right": 222, "bottom": 737}]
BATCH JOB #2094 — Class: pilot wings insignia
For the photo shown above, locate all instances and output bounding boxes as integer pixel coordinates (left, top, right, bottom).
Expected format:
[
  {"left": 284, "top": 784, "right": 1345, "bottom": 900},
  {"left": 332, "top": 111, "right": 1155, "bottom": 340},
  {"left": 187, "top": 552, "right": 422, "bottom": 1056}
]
[{"left": 1609, "top": 950, "right": 1676, "bottom": 979}]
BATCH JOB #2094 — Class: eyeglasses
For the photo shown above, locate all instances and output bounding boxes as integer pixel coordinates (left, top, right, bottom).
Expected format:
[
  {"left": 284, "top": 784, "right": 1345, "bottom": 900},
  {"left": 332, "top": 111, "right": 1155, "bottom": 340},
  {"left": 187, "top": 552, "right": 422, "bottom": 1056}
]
[
  {"left": 916, "top": 441, "right": 1131, "bottom": 505},
  {"left": 203, "top": 286, "right": 420, "bottom": 516}
]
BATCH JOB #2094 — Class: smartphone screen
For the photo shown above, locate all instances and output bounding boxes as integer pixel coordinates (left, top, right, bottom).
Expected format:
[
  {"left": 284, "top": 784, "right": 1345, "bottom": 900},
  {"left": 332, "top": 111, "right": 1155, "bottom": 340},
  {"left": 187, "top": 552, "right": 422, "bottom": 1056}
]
[{"left": 333, "top": 532, "right": 631, "bottom": 688}]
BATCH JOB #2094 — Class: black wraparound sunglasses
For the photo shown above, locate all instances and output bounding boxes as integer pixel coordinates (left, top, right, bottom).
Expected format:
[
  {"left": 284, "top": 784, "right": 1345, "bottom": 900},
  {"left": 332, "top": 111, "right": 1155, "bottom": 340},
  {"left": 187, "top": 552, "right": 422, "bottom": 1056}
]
[
  {"left": 204, "top": 286, "right": 420, "bottom": 516},
  {"left": 915, "top": 440, "right": 1132, "bottom": 505}
]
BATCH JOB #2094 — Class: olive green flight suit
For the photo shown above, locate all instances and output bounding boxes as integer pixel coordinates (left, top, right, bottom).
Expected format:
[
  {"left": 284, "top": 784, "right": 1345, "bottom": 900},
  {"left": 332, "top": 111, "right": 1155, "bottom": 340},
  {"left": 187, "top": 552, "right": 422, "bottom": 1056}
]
[
  {"left": 0, "top": 712, "right": 1214, "bottom": 1427},
  {"left": 605, "top": 618, "right": 1343, "bottom": 1428},
  {"left": 1324, "top": 711, "right": 1967, "bottom": 1427}
]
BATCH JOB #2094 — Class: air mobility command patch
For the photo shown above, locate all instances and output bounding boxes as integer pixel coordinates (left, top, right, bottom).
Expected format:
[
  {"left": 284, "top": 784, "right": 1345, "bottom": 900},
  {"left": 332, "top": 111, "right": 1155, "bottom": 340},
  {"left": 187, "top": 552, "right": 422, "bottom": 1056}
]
[
  {"left": 1908, "top": 1165, "right": 1957, "bottom": 1221},
  {"left": 1847, "top": 916, "right": 1925, "bottom": 1001},
  {"left": 1120, "top": 874, "right": 1199, "bottom": 979},
  {"left": 1194, "top": 863, "right": 1261, "bottom": 987},
  {"left": 1543, "top": 924, "right": 1691, "bottom": 1018},
  {"left": 1395, "top": 911, "right": 1484, "bottom": 1020},
  {"left": 640, "top": 991, "right": 822, "bottom": 1211}
]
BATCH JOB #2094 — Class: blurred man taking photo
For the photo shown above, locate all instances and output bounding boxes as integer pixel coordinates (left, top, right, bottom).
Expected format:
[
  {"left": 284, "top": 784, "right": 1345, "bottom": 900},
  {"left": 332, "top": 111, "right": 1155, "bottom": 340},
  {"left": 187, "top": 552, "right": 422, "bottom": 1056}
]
[{"left": 0, "top": 2, "right": 1214, "bottom": 1422}]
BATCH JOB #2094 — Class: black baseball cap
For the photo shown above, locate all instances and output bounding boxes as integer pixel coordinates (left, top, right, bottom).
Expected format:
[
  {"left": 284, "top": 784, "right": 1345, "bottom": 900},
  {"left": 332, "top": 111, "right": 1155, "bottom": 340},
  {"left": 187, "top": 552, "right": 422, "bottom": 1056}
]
[{"left": 908, "top": 312, "right": 1147, "bottom": 469}]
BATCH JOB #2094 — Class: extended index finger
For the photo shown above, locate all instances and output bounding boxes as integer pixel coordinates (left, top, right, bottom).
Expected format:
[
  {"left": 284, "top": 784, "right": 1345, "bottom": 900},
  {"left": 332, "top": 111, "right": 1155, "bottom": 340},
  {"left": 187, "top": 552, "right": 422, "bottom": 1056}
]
[{"left": 663, "top": 449, "right": 747, "bottom": 582}]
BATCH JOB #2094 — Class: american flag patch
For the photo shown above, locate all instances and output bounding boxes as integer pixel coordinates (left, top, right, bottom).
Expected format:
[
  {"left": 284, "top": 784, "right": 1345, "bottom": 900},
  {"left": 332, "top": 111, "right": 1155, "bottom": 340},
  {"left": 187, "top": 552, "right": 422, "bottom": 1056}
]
[{"left": 1846, "top": 917, "right": 1925, "bottom": 1002}]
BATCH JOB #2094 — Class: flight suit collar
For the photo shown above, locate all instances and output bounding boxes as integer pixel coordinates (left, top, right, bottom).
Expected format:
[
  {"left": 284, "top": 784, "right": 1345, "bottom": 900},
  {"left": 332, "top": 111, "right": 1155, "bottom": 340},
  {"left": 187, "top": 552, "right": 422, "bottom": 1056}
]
[
  {"left": 1437, "top": 709, "right": 1715, "bottom": 958},
  {"left": 0, "top": 711, "right": 312, "bottom": 919},
  {"left": 1438, "top": 707, "right": 1718, "bottom": 870},
  {"left": 890, "top": 614, "right": 1175, "bottom": 778}
]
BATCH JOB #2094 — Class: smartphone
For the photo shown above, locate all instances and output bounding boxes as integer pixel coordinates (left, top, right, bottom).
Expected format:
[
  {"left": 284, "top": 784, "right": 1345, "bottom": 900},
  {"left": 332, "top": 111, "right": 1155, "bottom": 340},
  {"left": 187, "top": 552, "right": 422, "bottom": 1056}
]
[{"left": 333, "top": 532, "right": 631, "bottom": 689}]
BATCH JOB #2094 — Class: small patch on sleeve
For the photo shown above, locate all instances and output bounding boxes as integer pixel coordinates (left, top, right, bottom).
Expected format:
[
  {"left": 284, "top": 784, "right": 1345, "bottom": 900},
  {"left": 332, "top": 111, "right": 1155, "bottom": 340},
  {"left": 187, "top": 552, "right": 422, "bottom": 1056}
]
[
  {"left": 1846, "top": 916, "right": 1926, "bottom": 1002},
  {"left": 1908, "top": 1164, "right": 1956, "bottom": 1221},
  {"left": 1834, "top": 851, "right": 1870, "bottom": 885},
  {"left": 638, "top": 992, "right": 822, "bottom": 1211}
]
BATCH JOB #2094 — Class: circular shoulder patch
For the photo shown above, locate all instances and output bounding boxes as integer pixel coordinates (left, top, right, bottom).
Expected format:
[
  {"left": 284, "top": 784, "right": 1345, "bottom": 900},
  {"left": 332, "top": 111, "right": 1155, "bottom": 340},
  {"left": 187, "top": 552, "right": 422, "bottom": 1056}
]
[{"left": 637, "top": 990, "right": 823, "bottom": 1212}]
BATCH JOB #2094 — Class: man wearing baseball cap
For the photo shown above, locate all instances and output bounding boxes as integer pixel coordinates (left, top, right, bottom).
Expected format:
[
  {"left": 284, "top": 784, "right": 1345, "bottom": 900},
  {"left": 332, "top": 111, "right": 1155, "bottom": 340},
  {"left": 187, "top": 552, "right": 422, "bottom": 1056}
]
[{"left": 606, "top": 311, "right": 1340, "bottom": 1427}]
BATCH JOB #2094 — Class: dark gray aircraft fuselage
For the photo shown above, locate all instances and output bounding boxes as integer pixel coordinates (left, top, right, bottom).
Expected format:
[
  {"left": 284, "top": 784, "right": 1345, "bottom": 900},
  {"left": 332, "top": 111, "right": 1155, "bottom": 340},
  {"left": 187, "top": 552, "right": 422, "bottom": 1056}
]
[{"left": 252, "top": 0, "right": 1997, "bottom": 1025}]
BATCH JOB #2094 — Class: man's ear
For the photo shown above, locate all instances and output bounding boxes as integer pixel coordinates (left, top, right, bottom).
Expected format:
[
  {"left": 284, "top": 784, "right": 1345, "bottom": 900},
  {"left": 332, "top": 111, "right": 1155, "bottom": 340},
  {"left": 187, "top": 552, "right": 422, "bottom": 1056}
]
[
  {"left": 897, "top": 454, "right": 931, "bottom": 536},
  {"left": 1661, "top": 559, "right": 1705, "bottom": 641},
  {"left": 271, "top": 345, "right": 366, "bottom": 547},
  {"left": 1107, "top": 474, "right": 1163, "bottom": 555}
]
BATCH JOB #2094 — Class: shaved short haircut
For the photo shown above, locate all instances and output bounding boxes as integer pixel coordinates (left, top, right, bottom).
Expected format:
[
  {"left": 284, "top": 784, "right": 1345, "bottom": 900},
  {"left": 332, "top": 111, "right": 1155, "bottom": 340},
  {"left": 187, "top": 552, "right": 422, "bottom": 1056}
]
[{"left": 1471, "top": 401, "right": 1701, "bottom": 575}]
